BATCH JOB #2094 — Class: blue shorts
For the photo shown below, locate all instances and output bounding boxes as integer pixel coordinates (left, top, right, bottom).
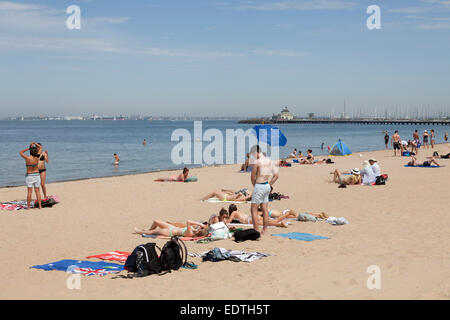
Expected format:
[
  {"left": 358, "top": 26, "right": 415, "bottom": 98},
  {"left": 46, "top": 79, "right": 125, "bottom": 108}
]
[{"left": 251, "top": 183, "right": 271, "bottom": 204}]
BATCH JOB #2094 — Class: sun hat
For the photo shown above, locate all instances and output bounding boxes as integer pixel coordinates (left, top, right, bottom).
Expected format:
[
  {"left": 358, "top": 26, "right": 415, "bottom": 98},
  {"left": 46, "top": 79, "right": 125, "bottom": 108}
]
[
  {"left": 424, "top": 130, "right": 427, "bottom": 132},
  {"left": 369, "top": 158, "right": 377, "bottom": 162},
  {"left": 351, "top": 168, "right": 360, "bottom": 175},
  {"left": 362, "top": 161, "right": 370, "bottom": 169}
]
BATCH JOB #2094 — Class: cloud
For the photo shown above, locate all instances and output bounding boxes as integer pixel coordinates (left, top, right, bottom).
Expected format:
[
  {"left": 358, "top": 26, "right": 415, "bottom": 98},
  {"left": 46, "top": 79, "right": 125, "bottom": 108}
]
[
  {"left": 87, "top": 16, "right": 131, "bottom": 24},
  {"left": 250, "top": 49, "right": 306, "bottom": 57},
  {"left": 0, "top": 1, "right": 43, "bottom": 11},
  {"left": 418, "top": 21, "right": 450, "bottom": 29},
  {"left": 388, "top": 7, "right": 427, "bottom": 14},
  {"left": 233, "top": 0, "right": 356, "bottom": 11}
]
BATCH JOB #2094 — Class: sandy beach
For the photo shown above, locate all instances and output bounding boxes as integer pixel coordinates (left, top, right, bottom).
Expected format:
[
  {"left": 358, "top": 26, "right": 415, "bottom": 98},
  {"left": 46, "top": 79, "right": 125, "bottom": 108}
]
[{"left": 1, "top": 144, "right": 449, "bottom": 300}]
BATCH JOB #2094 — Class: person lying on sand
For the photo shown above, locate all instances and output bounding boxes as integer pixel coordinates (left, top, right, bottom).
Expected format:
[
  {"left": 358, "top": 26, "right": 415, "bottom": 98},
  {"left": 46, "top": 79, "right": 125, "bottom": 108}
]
[
  {"left": 257, "top": 206, "right": 329, "bottom": 220},
  {"left": 200, "top": 189, "right": 252, "bottom": 202},
  {"left": 208, "top": 208, "right": 230, "bottom": 226},
  {"left": 133, "top": 220, "right": 209, "bottom": 237},
  {"left": 155, "top": 167, "right": 189, "bottom": 181},
  {"left": 433, "top": 152, "right": 450, "bottom": 159},
  {"left": 227, "top": 204, "right": 289, "bottom": 228},
  {"left": 407, "top": 156, "right": 440, "bottom": 167},
  {"left": 331, "top": 168, "right": 362, "bottom": 185}
]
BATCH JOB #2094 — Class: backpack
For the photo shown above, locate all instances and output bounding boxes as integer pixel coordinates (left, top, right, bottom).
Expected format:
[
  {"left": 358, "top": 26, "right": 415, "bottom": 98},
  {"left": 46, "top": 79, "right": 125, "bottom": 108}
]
[
  {"left": 159, "top": 237, "right": 188, "bottom": 272},
  {"left": 124, "top": 243, "right": 162, "bottom": 277},
  {"left": 375, "top": 174, "right": 388, "bottom": 185},
  {"left": 233, "top": 229, "right": 261, "bottom": 242},
  {"left": 35, "top": 197, "right": 56, "bottom": 208}
]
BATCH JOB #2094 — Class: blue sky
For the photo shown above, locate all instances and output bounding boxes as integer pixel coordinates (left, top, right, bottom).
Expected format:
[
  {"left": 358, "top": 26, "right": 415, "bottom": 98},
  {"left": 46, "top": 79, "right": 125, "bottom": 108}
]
[{"left": 0, "top": 0, "right": 449, "bottom": 118}]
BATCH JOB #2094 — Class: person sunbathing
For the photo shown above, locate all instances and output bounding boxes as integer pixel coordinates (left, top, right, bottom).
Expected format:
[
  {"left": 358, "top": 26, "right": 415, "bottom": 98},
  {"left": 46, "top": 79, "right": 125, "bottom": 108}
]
[
  {"left": 227, "top": 204, "right": 289, "bottom": 227},
  {"left": 256, "top": 207, "right": 328, "bottom": 220},
  {"left": 331, "top": 168, "right": 362, "bottom": 185},
  {"left": 200, "top": 189, "right": 252, "bottom": 202},
  {"left": 433, "top": 152, "right": 450, "bottom": 159},
  {"left": 207, "top": 208, "right": 230, "bottom": 226},
  {"left": 133, "top": 220, "right": 209, "bottom": 237},
  {"left": 407, "top": 156, "right": 440, "bottom": 167},
  {"left": 155, "top": 167, "right": 189, "bottom": 181}
]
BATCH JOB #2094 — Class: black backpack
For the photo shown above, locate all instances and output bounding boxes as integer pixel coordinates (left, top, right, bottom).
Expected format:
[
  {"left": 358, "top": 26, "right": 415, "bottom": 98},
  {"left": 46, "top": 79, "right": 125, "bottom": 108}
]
[
  {"left": 160, "top": 237, "right": 188, "bottom": 271},
  {"left": 233, "top": 229, "right": 261, "bottom": 242},
  {"left": 124, "top": 243, "right": 162, "bottom": 277},
  {"left": 375, "top": 174, "right": 387, "bottom": 185}
]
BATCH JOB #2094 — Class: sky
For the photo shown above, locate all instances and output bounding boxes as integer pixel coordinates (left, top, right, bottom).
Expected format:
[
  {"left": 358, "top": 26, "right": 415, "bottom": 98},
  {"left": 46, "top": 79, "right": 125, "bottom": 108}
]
[{"left": 0, "top": 0, "right": 449, "bottom": 118}]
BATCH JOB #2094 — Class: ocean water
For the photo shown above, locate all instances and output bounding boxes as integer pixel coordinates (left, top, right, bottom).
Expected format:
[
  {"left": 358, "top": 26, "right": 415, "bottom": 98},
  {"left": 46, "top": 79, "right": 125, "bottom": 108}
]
[{"left": 0, "top": 120, "right": 448, "bottom": 187}]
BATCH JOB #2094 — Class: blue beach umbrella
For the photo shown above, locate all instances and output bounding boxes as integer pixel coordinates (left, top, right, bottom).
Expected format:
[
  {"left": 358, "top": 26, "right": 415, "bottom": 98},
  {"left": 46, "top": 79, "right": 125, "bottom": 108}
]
[{"left": 252, "top": 124, "right": 287, "bottom": 147}]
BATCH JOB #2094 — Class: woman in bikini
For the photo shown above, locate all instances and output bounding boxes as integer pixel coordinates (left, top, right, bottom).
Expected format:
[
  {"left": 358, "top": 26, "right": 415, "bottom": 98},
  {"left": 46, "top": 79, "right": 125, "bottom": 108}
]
[
  {"left": 200, "top": 189, "right": 252, "bottom": 202},
  {"left": 133, "top": 220, "right": 209, "bottom": 237},
  {"left": 36, "top": 143, "right": 49, "bottom": 199},
  {"left": 260, "top": 207, "right": 329, "bottom": 220},
  {"left": 155, "top": 167, "right": 189, "bottom": 182},
  {"left": 227, "top": 204, "right": 289, "bottom": 227},
  {"left": 299, "top": 149, "right": 315, "bottom": 164},
  {"left": 19, "top": 142, "right": 42, "bottom": 209}
]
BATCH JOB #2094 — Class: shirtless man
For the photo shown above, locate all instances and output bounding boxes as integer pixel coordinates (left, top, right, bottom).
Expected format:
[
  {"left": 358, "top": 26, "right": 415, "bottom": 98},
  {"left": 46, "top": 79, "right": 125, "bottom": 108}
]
[
  {"left": 412, "top": 130, "right": 420, "bottom": 154},
  {"left": 249, "top": 145, "right": 279, "bottom": 234},
  {"left": 391, "top": 130, "right": 401, "bottom": 156}
]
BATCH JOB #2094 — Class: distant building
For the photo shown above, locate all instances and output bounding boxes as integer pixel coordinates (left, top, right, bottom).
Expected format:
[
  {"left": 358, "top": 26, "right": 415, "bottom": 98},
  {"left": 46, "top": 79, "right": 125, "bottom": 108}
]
[{"left": 272, "top": 107, "right": 294, "bottom": 120}]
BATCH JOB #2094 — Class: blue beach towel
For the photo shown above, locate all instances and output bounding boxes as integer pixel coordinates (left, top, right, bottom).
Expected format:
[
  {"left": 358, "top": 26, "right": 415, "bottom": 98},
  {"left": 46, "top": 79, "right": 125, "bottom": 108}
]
[
  {"left": 404, "top": 165, "right": 443, "bottom": 168},
  {"left": 271, "top": 232, "right": 329, "bottom": 241},
  {"left": 31, "top": 259, "right": 123, "bottom": 276}
]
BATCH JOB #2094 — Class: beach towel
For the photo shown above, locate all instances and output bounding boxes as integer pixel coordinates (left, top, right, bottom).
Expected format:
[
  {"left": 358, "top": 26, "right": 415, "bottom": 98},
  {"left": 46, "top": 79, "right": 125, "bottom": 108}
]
[
  {"left": 228, "top": 222, "right": 290, "bottom": 228},
  {"left": 154, "top": 176, "right": 198, "bottom": 182},
  {"left": 271, "top": 232, "right": 329, "bottom": 241},
  {"left": 141, "top": 234, "right": 206, "bottom": 241},
  {"left": 31, "top": 259, "right": 123, "bottom": 276},
  {"left": 202, "top": 198, "right": 249, "bottom": 204},
  {"left": 0, "top": 195, "right": 59, "bottom": 211},
  {"left": 189, "top": 248, "right": 272, "bottom": 263},
  {"left": 404, "top": 165, "right": 444, "bottom": 168},
  {"left": 293, "top": 159, "right": 299, "bottom": 163},
  {"left": 184, "top": 176, "right": 198, "bottom": 182},
  {"left": 86, "top": 251, "right": 131, "bottom": 262}
]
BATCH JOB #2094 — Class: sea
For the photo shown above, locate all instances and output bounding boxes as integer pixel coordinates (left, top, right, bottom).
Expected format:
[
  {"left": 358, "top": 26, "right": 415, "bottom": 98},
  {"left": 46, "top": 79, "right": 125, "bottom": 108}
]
[{"left": 1, "top": 120, "right": 448, "bottom": 187}]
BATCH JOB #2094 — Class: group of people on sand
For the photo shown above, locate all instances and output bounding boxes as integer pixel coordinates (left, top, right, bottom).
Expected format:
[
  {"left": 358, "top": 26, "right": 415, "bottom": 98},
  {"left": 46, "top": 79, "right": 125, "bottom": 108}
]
[
  {"left": 331, "top": 158, "right": 381, "bottom": 186},
  {"left": 136, "top": 145, "right": 281, "bottom": 236},
  {"left": 19, "top": 142, "right": 49, "bottom": 209},
  {"left": 285, "top": 148, "right": 334, "bottom": 165},
  {"left": 388, "top": 129, "right": 445, "bottom": 157}
]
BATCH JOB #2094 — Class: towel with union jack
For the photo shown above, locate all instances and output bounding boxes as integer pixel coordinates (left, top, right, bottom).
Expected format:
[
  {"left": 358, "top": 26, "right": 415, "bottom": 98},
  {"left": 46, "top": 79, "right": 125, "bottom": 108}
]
[{"left": 31, "top": 259, "right": 123, "bottom": 276}]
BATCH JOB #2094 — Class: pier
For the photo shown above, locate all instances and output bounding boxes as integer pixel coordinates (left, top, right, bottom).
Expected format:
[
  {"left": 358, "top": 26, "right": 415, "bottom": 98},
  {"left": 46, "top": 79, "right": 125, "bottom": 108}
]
[{"left": 238, "top": 119, "right": 450, "bottom": 126}]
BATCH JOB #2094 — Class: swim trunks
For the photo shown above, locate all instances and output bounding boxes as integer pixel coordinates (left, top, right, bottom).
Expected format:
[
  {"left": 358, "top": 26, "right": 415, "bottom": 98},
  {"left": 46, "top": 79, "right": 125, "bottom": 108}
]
[
  {"left": 25, "top": 173, "right": 41, "bottom": 188},
  {"left": 251, "top": 182, "right": 271, "bottom": 204},
  {"left": 393, "top": 142, "right": 400, "bottom": 150}
]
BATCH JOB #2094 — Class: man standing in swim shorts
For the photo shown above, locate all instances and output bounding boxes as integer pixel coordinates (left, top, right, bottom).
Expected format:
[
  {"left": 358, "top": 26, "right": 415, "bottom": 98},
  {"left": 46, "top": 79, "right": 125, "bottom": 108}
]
[
  {"left": 392, "top": 130, "right": 401, "bottom": 156},
  {"left": 249, "top": 145, "right": 279, "bottom": 235}
]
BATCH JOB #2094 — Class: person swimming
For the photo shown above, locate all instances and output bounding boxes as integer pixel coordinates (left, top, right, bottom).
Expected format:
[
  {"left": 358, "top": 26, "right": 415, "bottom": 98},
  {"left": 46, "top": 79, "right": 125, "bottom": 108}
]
[{"left": 113, "top": 153, "right": 120, "bottom": 165}]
